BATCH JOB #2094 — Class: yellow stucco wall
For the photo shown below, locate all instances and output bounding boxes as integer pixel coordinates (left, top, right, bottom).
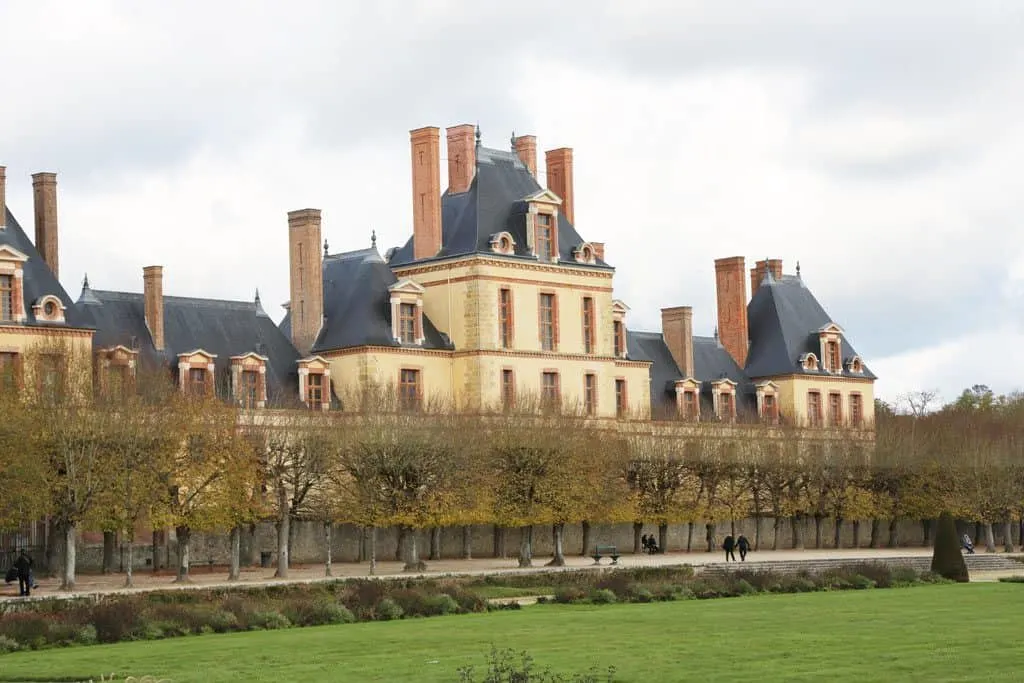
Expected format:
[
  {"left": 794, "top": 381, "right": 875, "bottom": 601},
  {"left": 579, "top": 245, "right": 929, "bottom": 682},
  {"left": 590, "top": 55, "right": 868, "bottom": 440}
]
[
  {"left": 0, "top": 327, "right": 95, "bottom": 397},
  {"left": 768, "top": 374, "right": 875, "bottom": 428}
]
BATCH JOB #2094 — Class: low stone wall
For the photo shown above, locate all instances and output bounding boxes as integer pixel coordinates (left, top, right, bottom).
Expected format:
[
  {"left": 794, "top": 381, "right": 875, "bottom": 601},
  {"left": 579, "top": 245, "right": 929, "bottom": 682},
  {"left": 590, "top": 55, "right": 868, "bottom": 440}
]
[{"left": 65, "top": 517, "right": 1022, "bottom": 572}]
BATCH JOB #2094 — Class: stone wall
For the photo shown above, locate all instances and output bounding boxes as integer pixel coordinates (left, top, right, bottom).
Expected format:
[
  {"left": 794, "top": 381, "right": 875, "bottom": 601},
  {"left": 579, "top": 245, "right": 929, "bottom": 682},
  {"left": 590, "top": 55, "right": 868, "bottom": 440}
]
[{"left": 67, "top": 517, "right": 1023, "bottom": 572}]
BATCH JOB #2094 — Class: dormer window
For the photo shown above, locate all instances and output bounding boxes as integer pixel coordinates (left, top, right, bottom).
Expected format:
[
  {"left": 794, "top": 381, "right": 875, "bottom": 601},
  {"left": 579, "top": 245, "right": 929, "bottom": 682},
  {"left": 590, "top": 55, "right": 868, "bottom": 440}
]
[
  {"left": 0, "top": 245, "right": 29, "bottom": 323},
  {"left": 674, "top": 378, "right": 701, "bottom": 421},
  {"left": 0, "top": 274, "right": 12, "bottom": 321},
  {"left": 612, "top": 300, "right": 629, "bottom": 358},
  {"left": 298, "top": 356, "right": 332, "bottom": 411},
  {"left": 755, "top": 381, "right": 779, "bottom": 424},
  {"left": 573, "top": 242, "right": 597, "bottom": 265},
  {"left": 32, "top": 295, "right": 66, "bottom": 323},
  {"left": 816, "top": 323, "right": 844, "bottom": 373},
  {"left": 489, "top": 232, "right": 516, "bottom": 256},
  {"left": 846, "top": 356, "right": 864, "bottom": 374},
  {"left": 522, "top": 189, "right": 562, "bottom": 262},
  {"left": 711, "top": 378, "right": 738, "bottom": 422},
  {"left": 388, "top": 279, "right": 426, "bottom": 346},
  {"left": 536, "top": 214, "right": 554, "bottom": 261},
  {"left": 177, "top": 350, "right": 217, "bottom": 397},
  {"left": 800, "top": 352, "right": 819, "bottom": 371},
  {"left": 98, "top": 345, "right": 138, "bottom": 399},
  {"left": 231, "top": 352, "right": 268, "bottom": 409}
]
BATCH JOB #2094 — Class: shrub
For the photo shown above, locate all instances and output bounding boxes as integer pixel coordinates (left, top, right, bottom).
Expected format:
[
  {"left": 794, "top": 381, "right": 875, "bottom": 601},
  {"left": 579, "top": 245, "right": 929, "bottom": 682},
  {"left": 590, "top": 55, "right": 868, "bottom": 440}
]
[
  {"left": 553, "top": 587, "right": 586, "bottom": 604},
  {"left": 732, "top": 570, "right": 781, "bottom": 592},
  {"left": 997, "top": 575, "right": 1024, "bottom": 583},
  {"left": 92, "top": 599, "right": 142, "bottom": 644},
  {"left": 0, "top": 613, "right": 50, "bottom": 648},
  {"left": 282, "top": 599, "right": 354, "bottom": 627},
  {"left": 733, "top": 579, "right": 758, "bottom": 596},
  {"left": 931, "top": 511, "right": 970, "bottom": 582},
  {"left": 689, "top": 579, "right": 725, "bottom": 600},
  {"left": 74, "top": 624, "right": 97, "bottom": 646},
  {"left": 389, "top": 588, "right": 459, "bottom": 617},
  {"left": 891, "top": 566, "right": 920, "bottom": 586},
  {"left": 0, "top": 635, "right": 22, "bottom": 654},
  {"left": 250, "top": 611, "right": 291, "bottom": 630},
  {"left": 375, "top": 598, "right": 405, "bottom": 621},
  {"left": 918, "top": 571, "right": 953, "bottom": 584},
  {"left": 777, "top": 576, "right": 818, "bottom": 593},
  {"left": 588, "top": 589, "right": 617, "bottom": 604},
  {"left": 839, "top": 563, "right": 893, "bottom": 589},
  {"left": 594, "top": 573, "right": 632, "bottom": 599},
  {"left": 631, "top": 586, "right": 654, "bottom": 603},
  {"left": 424, "top": 594, "right": 460, "bottom": 616},
  {"left": 207, "top": 610, "right": 240, "bottom": 633},
  {"left": 457, "top": 646, "right": 616, "bottom": 683},
  {"left": 441, "top": 585, "right": 487, "bottom": 613},
  {"left": 136, "top": 621, "right": 167, "bottom": 641}
]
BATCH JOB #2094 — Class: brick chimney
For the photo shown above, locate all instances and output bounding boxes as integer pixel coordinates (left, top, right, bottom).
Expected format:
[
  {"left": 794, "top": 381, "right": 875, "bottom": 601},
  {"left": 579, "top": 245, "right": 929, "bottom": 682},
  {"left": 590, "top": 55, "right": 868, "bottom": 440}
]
[
  {"left": 288, "top": 209, "right": 324, "bottom": 356},
  {"left": 143, "top": 266, "right": 165, "bottom": 352},
  {"left": 590, "top": 241, "right": 605, "bottom": 262},
  {"left": 446, "top": 124, "right": 476, "bottom": 194},
  {"left": 715, "top": 256, "right": 749, "bottom": 368},
  {"left": 767, "top": 258, "right": 783, "bottom": 281},
  {"left": 0, "top": 166, "right": 6, "bottom": 230},
  {"left": 411, "top": 126, "right": 442, "bottom": 260},
  {"left": 545, "top": 147, "right": 574, "bottom": 225},
  {"left": 32, "top": 172, "right": 59, "bottom": 279},
  {"left": 661, "top": 306, "right": 695, "bottom": 379},
  {"left": 750, "top": 259, "right": 783, "bottom": 297},
  {"left": 513, "top": 134, "right": 537, "bottom": 176}
]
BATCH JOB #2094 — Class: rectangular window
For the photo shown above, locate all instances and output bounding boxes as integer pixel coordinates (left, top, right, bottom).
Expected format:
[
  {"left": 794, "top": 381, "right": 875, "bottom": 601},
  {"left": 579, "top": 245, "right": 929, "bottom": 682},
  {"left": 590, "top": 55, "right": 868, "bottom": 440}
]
[
  {"left": 499, "top": 288, "right": 514, "bottom": 349},
  {"left": 541, "top": 371, "right": 560, "bottom": 406},
  {"left": 108, "top": 365, "right": 129, "bottom": 400},
  {"left": 536, "top": 214, "right": 554, "bottom": 260},
  {"left": 719, "top": 392, "right": 734, "bottom": 420},
  {"left": 582, "top": 297, "right": 595, "bottom": 354},
  {"left": 306, "top": 372, "right": 324, "bottom": 407},
  {"left": 539, "top": 293, "right": 557, "bottom": 351},
  {"left": 241, "top": 370, "right": 260, "bottom": 408},
  {"left": 189, "top": 367, "right": 208, "bottom": 396},
  {"left": 762, "top": 394, "right": 777, "bottom": 422},
  {"left": 828, "top": 392, "right": 842, "bottom": 426},
  {"left": 399, "top": 369, "right": 421, "bottom": 410},
  {"left": 807, "top": 391, "right": 822, "bottom": 427},
  {"left": 399, "top": 303, "right": 417, "bottom": 344},
  {"left": 0, "top": 352, "right": 19, "bottom": 393},
  {"left": 501, "top": 369, "right": 515, "bottom": 409},
  {"left": 849, "top": 393, "right": 863, "bottom": 428},
  {"left": 684, "top": 390, "right": 699, "bottom": 420},
  {"left": 615, "top": 379, "right": 627, "bottom": 418},
  {"left": 827, "top": 342, "right": 840, "bottom": 372},
  {"left": 0, "top": 274, "right": 12, "bottom": 321},
  {"left": 584, "top": 373, "right": 597, "bottom": 415},
  {"left": 613, "top": 320, "right": 624, "bottom": 357}
]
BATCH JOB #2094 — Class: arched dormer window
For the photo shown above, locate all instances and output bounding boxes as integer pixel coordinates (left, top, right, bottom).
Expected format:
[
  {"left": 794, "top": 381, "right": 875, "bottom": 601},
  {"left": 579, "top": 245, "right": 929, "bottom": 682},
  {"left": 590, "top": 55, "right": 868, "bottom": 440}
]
[
  {"left": 573, "top": 242, "right": 597, "bottom": 264},
  {"left": 799, "top": 352, "right": 819, "bottom": 372},
  {"left": 846, "top": 355, "right": 864, "bottom": 374},
  {"left": 32, "top": 295, "right": 66, "bottom": 323},
  {"left": 489, "top": 231, "right": 516, "bottom": 255}
]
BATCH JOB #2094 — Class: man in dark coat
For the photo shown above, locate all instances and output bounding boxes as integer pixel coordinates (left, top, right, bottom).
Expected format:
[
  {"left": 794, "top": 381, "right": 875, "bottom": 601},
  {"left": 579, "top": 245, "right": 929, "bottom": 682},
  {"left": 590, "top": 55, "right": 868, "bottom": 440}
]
[
  {"left": 13, "top": 549, "right": 33, "bottom": 597},
  {"left": 722, "top": 535, "right": 736, "bottom": 562},
  {"left": 737, "top": 535, "right": 750, "bottom": 561}
]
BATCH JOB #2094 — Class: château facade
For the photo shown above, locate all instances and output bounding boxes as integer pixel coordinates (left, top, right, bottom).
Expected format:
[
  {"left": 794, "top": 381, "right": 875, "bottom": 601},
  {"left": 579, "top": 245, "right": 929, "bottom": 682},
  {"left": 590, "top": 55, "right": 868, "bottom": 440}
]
[{"left": 0, "top": 123, "right": 875, "bottom": 429}]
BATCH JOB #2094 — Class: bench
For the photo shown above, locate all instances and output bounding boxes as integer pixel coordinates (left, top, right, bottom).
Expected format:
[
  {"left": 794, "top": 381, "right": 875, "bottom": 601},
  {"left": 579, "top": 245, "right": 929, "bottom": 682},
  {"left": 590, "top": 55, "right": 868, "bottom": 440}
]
[{"left": 591, "top": 545, "right": 620, "bottom": 565}]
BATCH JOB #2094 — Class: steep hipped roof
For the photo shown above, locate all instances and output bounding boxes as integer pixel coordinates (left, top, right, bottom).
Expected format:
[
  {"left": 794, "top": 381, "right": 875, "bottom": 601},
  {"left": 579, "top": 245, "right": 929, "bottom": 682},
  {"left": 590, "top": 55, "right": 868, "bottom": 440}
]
[
  {"left": 76, "top": 285, "right": 300, "bottom": 399},
  {"left": 279, "top": 247, "right": 452, "bottom": 353},
  {"left": 745, "top": 273, "right": 876, "bottom": 380},
  {"left": 1, "top": 208, "right": 91, "bottom": 329},
  {"left": 387, "top": 146, "right": 610, "bottom": 268}
]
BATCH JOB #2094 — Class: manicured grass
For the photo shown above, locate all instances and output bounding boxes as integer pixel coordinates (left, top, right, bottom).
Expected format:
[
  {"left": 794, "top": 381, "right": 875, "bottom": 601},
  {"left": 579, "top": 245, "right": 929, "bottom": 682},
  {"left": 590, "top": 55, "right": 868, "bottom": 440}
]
[
  {"left": 2, "top": 584, "right": 1022, "bottom": 682},
  {"left": 466, "top": 584, "right": 555, "bottom": 599}
]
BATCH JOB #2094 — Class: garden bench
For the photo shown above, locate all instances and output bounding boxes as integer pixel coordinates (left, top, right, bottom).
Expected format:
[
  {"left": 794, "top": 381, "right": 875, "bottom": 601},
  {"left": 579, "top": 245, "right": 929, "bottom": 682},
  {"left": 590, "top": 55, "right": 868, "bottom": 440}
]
[{"left": 591, "top": 545, "right": 620, "bottom": 565}]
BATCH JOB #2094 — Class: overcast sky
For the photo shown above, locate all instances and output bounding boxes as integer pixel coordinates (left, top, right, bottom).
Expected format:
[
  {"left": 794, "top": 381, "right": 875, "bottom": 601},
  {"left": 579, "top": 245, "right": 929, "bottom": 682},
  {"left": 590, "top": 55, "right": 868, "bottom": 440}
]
[{"left": 2, "top": 1, "right": 1021, "bottom": 406}]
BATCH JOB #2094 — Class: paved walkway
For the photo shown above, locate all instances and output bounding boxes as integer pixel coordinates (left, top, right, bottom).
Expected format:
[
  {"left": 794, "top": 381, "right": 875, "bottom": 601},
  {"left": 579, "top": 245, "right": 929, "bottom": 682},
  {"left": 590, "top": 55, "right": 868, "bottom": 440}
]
[{"left": 2, "top": 548, "right": 1020, "bottom": 601}]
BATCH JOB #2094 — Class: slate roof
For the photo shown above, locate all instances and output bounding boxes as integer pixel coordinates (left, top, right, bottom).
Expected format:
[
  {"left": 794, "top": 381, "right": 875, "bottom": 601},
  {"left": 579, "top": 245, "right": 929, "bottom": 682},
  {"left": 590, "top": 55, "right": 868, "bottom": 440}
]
[
  {"left": 387, "top": 146, "right": 610, "bottom": 269},
  {"left": 279, "top": 247, "right": 453, "bottom": 353},
  {"left": 745, "top": 272, "right": 876, "bottom": 380},
  {"left": 76, "top": 284, "right": 301, "bottom": 400},
  {"left": 1, "top": 208, "right": 91, "bottom": 329}
]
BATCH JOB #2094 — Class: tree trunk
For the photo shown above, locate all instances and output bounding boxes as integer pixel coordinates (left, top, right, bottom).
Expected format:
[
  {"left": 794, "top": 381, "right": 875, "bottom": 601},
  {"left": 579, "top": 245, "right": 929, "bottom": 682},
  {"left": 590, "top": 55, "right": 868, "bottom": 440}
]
[
  {"left": 686, "top": 522, "right": 695, "bottom": 552},
  {"left": 869, "top": 519, "right": 881, "bottom": 548},
  {"left": 248, "top": 524, "right": 259, "bottom": 567},
  {"left": 102, "top": 531, "right": 116, "bottom": 574},
  {"left": 287, "top": 514, "right": 296, "bottom": 565},
  {"left": 462, "top": 526, "right": 472, "bottom": 559},
  {"left": 984, "top": 523, "right": 996, "bottom": 553},
  {"left": 632, "top": 522, "right": 643, "bottom": 555},
  {"left": 752, "top": 489, "right": 763, "bottom": 551},
  {"left": 658, "top": 523, "right": 668, "bottom": 552},
  {"left": 834, "top": 517, "right": 843, "bottom": 549},
  {"left": 921, "top": 519, "right": 932, "bottom": 547},
  {"left": 730, "top": 519, "right": 736, "bottom": 537},
  {"left": 887, "top": 518, "right": 900, "bottom": 548},
  {"left": 324, "top": 522, "right": 333, "bottom": 577},
  {"left": 175, "top": 526, "right": 191, "bottom": 583},
  {"left": 771, "top": 516, "right": 781, "bottom": 551},
  {"left": 429, "top": 527, "right": 441, "bottom": 561},
  {"left": 852, "top": 520, "right": 861, "bottom": 548},
  {"left": 518, "top": 525, "right": 533, "bottom": 568},
  {"left": 974, "top": 521, "right": 983, "bottom": 545},
  {"left": 790, "top": 516, "right": 804, "bottom": 550},
  {"left": 493, "top": 525, "right": 502, "bottom": 558},
  {"left": 46, "top": 517, "right": 63, "bottom": 576},
  {"left": 1003, "top": 521, "right": 1014, "bottom": 553},
  {"left": 395, "top": 526, "right": 407, "bottom": 562},
  {"left": 61, "top": 522, "right": 77, "bottom": 591},
  {"left": 546, "top": 523, "right": 565, "bottom": 566},
  {"left": 125, "top": 533, "right": 135, "bottom": 588},
  {"left": 404, "top": 527, "right": 426, "bottom": 572},
  {"left": 705, "top": 523, "right": 716, "bottom": 553},
  {"left": 814, "top": 515, "right": 824, "bottom": 549},
  {"left": 228, "top": 526, "right": 241, "bottom": 581},
  {"left": 368, "top": 526, "right": 377, "bottom": 575},
  {"left": 275, "top": 508, "right": 290, "bottom": 579},
  {"left": 581, "top": 520, "right": 592, "bottom": 557},
  {"left": 151, "top": 530, "right": 160, "bottom": 572}
]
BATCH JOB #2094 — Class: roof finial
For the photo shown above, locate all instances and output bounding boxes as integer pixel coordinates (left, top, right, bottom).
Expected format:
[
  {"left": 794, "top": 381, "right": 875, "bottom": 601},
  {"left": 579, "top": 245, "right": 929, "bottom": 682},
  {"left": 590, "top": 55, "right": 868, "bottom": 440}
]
[
  {"left": 796, "top": 261, "right": 801, "bottom": 279},
  {"left": 371, "top": 229, "right": 377, "bottom": 249},
  {"left": 254, "top": 288, "right": 261, "bottom": 304},
  {"left": 323, "top": 239, "right": 329, "bottom": 258},
  {"left": 713, "top": 326, "right": 719, "bottom": 341},
  {"left": 475, "top": 123, "right": 481, "bottom": 148},
  {"left": 510, "top": 130, "right": 516, "bottom": 149},
  {"left": 82, "top": 273, "right": 90, "bottom": 289}
]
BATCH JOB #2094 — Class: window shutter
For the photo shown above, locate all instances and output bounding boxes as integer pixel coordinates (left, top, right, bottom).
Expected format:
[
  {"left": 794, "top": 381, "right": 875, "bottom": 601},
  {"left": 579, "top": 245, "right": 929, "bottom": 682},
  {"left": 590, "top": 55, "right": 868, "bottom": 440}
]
[{"left": 553, "top": 294, "right": 560, "bottom": 349}]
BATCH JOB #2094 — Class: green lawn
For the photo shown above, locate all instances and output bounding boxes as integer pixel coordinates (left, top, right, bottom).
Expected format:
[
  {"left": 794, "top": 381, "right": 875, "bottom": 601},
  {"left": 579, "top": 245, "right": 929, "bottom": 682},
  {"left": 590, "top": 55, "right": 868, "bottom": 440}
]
[{"left": 2, "top": 584, "right": 1021, "bottom": 682}]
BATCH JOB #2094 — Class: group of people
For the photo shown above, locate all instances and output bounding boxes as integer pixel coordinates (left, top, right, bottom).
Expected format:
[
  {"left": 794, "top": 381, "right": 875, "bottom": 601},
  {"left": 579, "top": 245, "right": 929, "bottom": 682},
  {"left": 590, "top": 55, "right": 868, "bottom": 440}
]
[
  {"left": 640, "top": 534, "right": 661, "bottom": 554},
  {"left": 722, "top": 535, "right": 751, "bottom": 562},
  {"left": 3, "top": 549, "right": 36, "bottom": 596}
]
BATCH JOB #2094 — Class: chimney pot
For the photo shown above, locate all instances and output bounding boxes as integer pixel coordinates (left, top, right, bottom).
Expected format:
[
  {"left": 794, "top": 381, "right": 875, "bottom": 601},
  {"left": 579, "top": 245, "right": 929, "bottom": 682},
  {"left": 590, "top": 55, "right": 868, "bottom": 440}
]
[
  {"left": 411, "top": 126, "right": 442, "bottom": 260},
  {"left": 661, "top": 306, "right": 695, "bottom": 379},
  {"left": 31, "top": 172, "right": 59, "bottom": 279},
  {"left": 715, "top": 256, "right": 749, "bottom": 368},
  {"left": 288, "top": 208, "right": 324, "bottom": 356},
  {"left": 143, "top": 265, "right": 165, "bottom": 352},
  {"left": 513, "top": 134, "right": 537, "bottom": 176},
  {"left": 446, "top": 124, "right": 476, "bottom": 194},
  {"left": 545, "top": 148, "right": 575, "bottom": 225}
]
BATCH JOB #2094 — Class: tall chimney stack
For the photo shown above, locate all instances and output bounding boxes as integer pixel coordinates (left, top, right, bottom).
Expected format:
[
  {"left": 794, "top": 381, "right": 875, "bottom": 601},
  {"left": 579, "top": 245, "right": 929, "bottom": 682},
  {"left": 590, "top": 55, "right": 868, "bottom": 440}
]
[
  {"left": 750, "top": 261, "right": 768, "bottom": 297},
  {"left": 715, "top": 256, "right": 749, "bottom": 368},
  {"left": 513, "top": 134, "right": 537, "bottom": 176},
  {"left": 446, "top": 124, "right": 476, "bottom": 194},
  {"left": 767, "top": 258, "right": 783, "bottom": 281},
  {"left": 288, "top": 209, "right": 324, "bottom": 356},
  {"left": 661, "top": 306, "right": 695, "bottom": 379},
  {"left": 32, "top": 172, "right": 59, "bottom": 279},
  {"left": 143, "top": 266, "right": 165, "bottom": 352},
  {"left": 545, "top": 147, "right": 575, "bottom": 225},
  {"left": 411, "top": 127, "right": 442, "bottom": 260},
  {"left": 0, "top": 166, "right": 6, "bottom": 230}
]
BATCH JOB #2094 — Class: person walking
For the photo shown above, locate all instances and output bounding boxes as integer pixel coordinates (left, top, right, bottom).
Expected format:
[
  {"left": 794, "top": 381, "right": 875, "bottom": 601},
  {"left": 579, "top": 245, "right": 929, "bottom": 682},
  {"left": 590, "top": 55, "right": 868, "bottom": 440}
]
[
  {"left": 722, "top": 535, "right": 736, "bottom": 562},
  {"left": 14, "top": 549, "right": 33, "bottom": 597},
  {"left": 737, "top": 535, "right": 750, "bottom": 562}
]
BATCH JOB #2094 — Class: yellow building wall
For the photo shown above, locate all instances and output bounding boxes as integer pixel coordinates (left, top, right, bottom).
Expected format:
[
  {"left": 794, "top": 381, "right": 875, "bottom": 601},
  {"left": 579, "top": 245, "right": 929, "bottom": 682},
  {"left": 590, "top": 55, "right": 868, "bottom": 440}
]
[
  {"left": 770, "top": 375, "right": 875, "bottom": 428},
  {"left": 0, "top": 327, "right": 95, "bottom": 396},
  {"left": 324, "top": 348, "right": 456, "bottom": 407}
]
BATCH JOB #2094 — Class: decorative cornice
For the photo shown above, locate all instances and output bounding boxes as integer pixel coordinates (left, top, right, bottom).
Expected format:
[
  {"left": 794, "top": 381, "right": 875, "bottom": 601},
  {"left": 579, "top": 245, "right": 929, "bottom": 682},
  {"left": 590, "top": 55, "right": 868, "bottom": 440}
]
[
  {"left": 0, "top": 325, "right": 94, "bottom": 338},
  {"left": 393, "top": 254, "right": 614, "bottom": 280},
  {"left": 320, "top": 345, "right": 453, "bottom": 359}
]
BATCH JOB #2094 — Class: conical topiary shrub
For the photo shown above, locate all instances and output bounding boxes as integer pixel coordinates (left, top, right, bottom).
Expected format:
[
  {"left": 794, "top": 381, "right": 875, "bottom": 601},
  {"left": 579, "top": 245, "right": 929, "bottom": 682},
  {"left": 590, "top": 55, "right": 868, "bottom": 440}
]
[{"left": 931, "top": 511, "right": 969, "bottom": 583}]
